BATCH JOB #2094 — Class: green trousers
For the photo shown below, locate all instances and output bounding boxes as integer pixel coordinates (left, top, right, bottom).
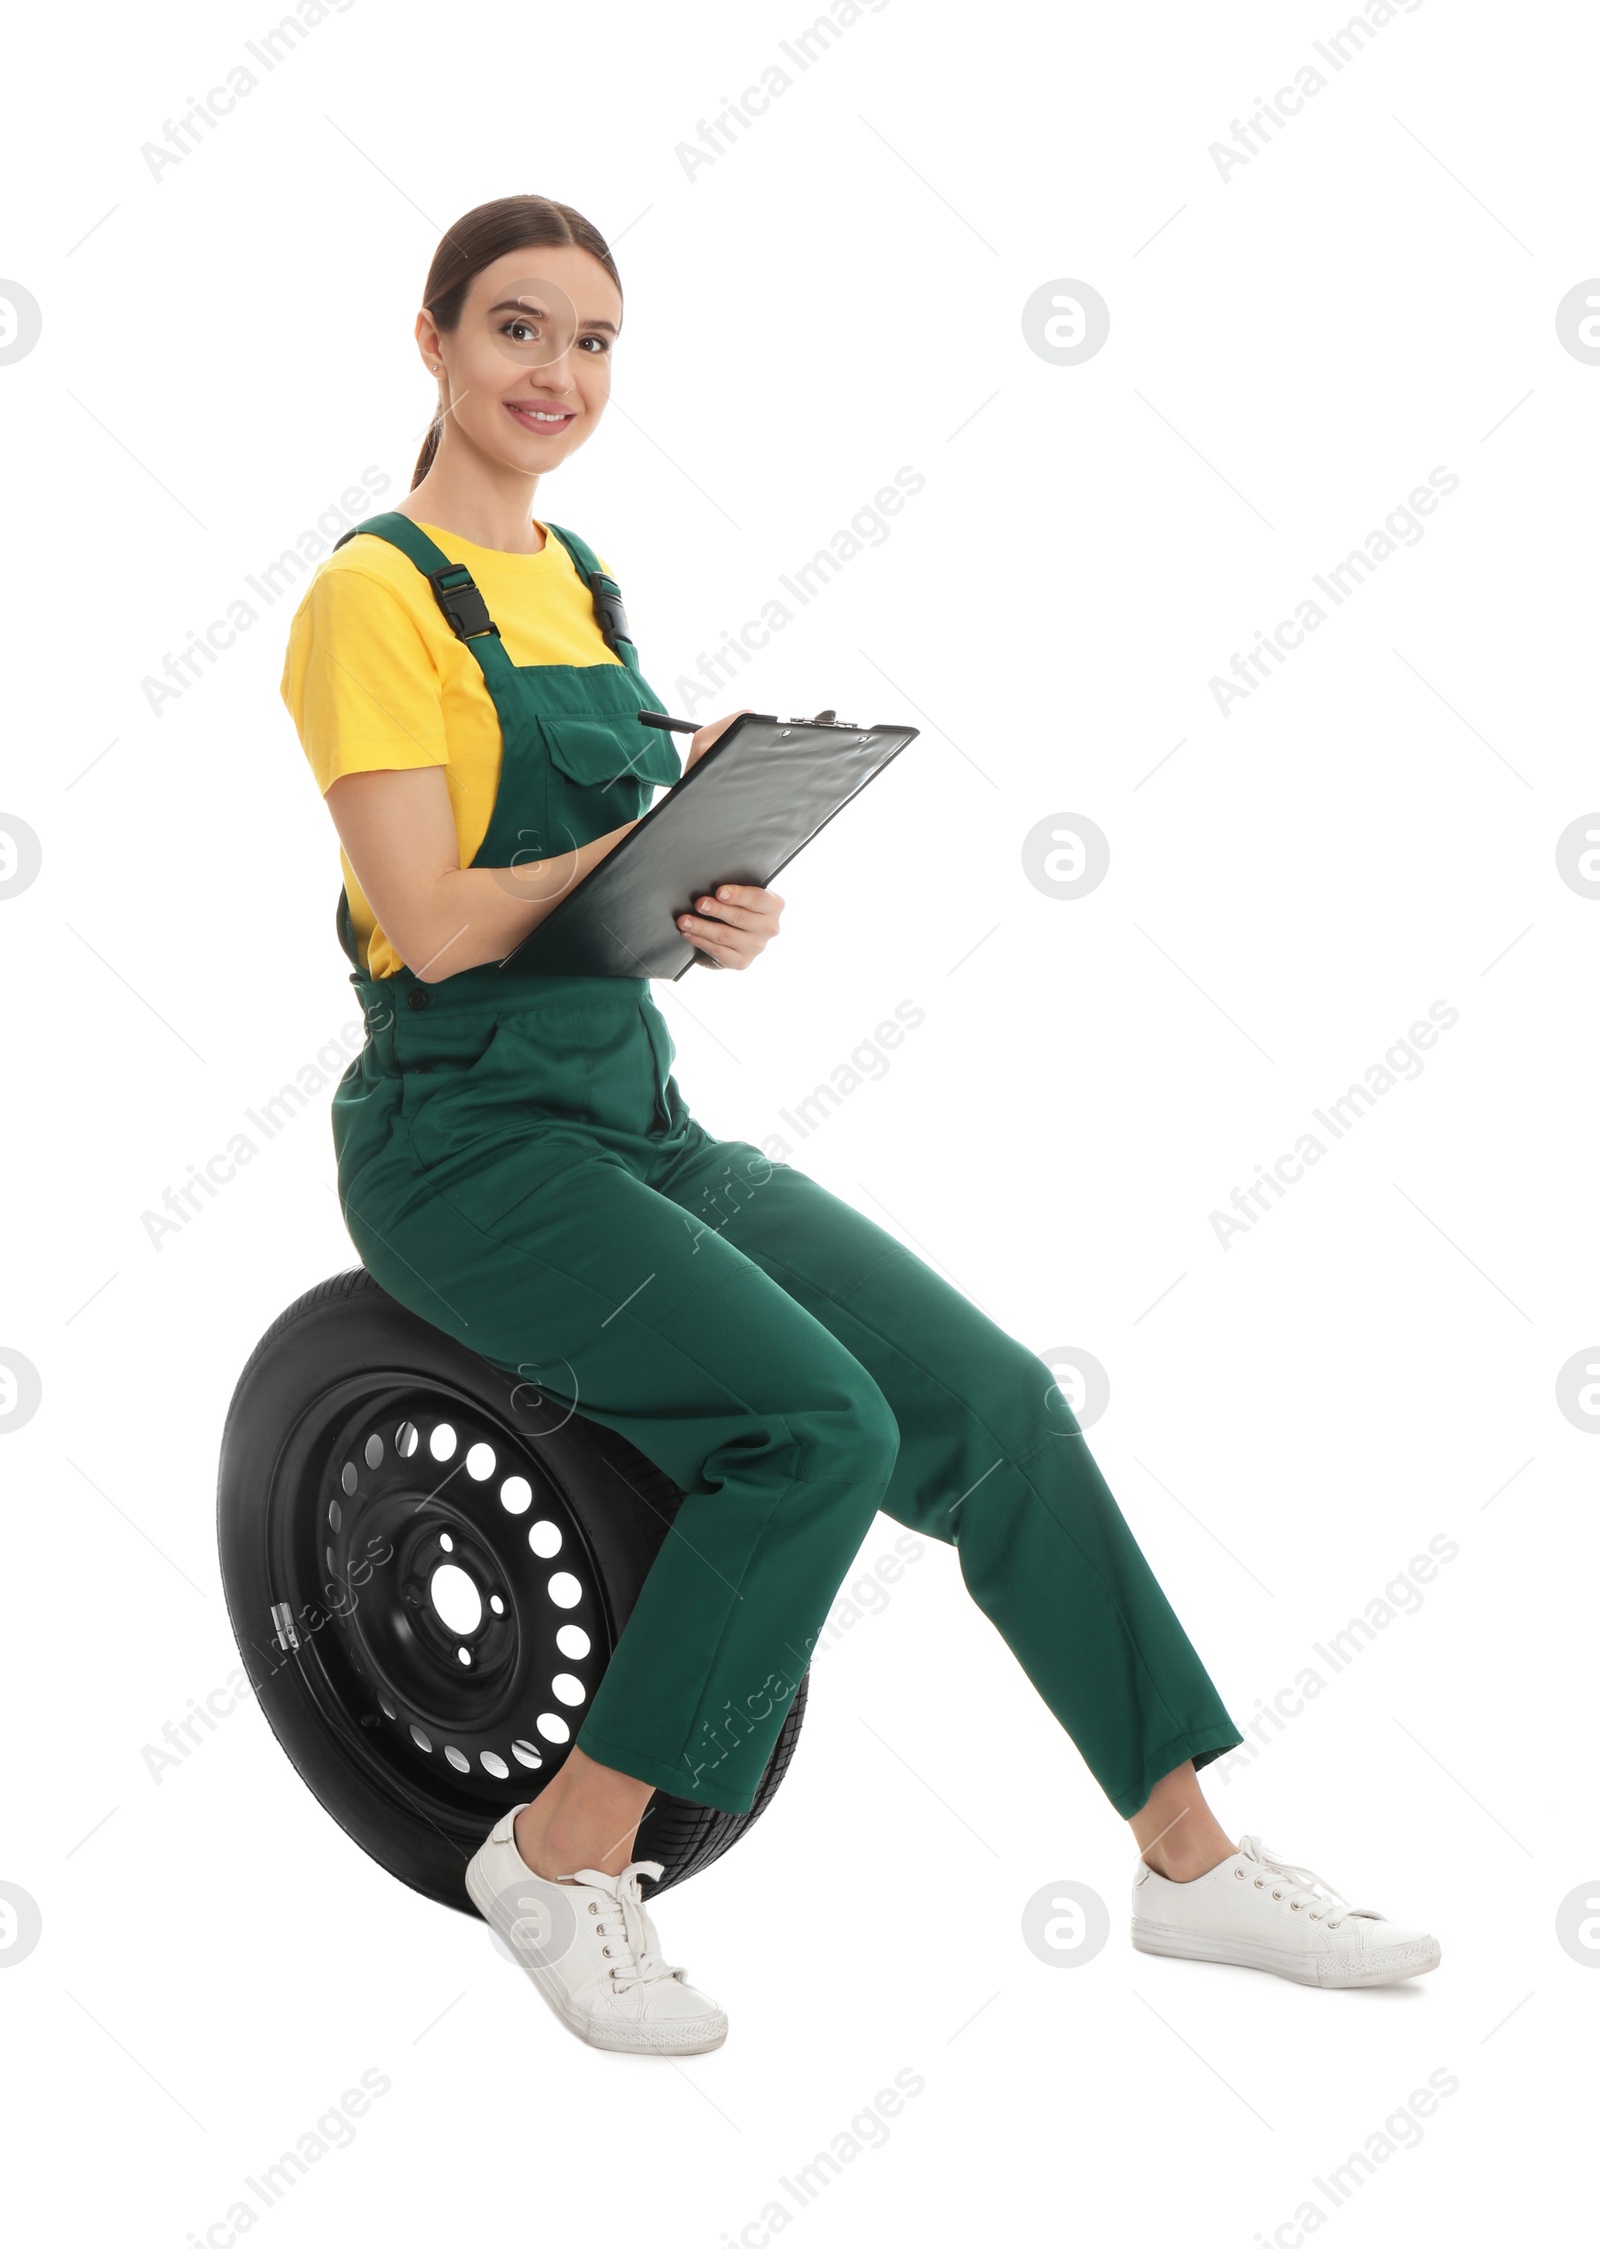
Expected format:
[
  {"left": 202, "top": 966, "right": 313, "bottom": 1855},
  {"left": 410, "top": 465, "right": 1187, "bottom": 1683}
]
[{"left": 334, "top": 964, "right": 1242, "bottom": 1817}]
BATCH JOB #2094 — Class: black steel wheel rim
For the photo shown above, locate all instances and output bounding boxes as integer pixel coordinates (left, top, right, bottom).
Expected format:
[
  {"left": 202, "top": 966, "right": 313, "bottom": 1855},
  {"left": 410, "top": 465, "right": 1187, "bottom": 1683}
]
[{"left": 262, "top": 1372, "right": 617, "bottom": 1842}]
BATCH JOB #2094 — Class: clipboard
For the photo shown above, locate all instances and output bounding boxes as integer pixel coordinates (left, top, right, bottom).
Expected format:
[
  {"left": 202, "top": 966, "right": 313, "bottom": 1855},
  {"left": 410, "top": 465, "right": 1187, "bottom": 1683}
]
[{"left": 498, "top": 711, "right": 919, "bottom": 981}]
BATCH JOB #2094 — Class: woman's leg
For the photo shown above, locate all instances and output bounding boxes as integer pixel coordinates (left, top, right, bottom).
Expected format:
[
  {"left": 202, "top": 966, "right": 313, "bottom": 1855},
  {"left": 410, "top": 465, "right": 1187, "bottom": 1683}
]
[
  {"left": 1128, "top": 1759, "right": 1237, "bottom": 1879},
  {"left": 340, "top": 1114, "right": 902, "bottom": 1820},
  {"left": 512, "top": 1746, "right": 655, "bottom": 1880},
  {"left": 647, "top": 1127, "right": 1245, "bottom": 1821}
]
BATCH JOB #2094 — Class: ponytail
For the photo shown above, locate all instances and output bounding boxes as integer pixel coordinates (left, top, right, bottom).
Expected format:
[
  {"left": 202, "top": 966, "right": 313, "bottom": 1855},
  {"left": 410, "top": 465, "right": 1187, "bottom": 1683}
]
[{"left": 411, "top": 413, "right": 443, "bottom": 491}]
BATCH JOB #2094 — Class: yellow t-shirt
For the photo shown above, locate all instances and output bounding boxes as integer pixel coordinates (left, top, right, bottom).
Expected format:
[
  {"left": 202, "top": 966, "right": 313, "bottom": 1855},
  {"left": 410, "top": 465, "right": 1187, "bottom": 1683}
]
[{"left": 281, "top": 517, "right": 636, "bottom": 980}]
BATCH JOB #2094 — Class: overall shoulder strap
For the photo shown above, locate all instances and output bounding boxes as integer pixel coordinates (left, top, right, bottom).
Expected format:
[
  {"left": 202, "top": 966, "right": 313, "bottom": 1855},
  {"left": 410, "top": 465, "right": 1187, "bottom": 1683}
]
[
  {"left": 542, "top": 519, "right": 602, "bottom": 580},
  {"left": 543, "top": 520, "right": 640, "bottom": 670},
  {"left": 333, "top": 512, "right": 507, "bottom": 672},
  {"left": 334, "top": 510, "right": 453, "bottom": 576}
]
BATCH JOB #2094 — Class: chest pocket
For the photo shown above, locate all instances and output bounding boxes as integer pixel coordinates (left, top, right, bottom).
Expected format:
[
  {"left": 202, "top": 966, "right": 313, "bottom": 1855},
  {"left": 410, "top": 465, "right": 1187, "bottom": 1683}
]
[{"left": 537, "top": 711, "right": 682, "bottom": 840}]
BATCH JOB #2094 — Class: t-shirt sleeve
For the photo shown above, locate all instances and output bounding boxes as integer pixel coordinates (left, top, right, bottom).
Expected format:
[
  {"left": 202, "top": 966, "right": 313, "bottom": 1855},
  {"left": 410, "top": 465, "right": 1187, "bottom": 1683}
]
[{"left": 280, "top": 564, "right": 449, "bottom": 794}]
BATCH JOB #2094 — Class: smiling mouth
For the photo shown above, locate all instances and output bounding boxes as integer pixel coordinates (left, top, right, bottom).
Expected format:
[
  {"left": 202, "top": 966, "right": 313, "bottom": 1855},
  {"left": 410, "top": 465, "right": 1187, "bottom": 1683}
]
[{"left": 506, "top": 402, "right": 575, "bottom": 431}]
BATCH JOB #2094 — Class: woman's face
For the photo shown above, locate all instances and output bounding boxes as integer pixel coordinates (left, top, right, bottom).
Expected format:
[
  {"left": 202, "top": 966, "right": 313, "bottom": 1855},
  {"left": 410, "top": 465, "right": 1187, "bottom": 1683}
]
[{"left": 419, "top": 244, "right": 622, "bottom": 475}]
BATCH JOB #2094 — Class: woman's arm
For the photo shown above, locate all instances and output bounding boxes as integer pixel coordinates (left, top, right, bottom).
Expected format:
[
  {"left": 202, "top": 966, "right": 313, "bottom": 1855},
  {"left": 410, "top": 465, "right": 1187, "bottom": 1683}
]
[
  {"left": 325, "top": 763, "right": 635, "bottom": 981},
  {"left": 324, "top": 708, "right": 757, "bottom": 982}
]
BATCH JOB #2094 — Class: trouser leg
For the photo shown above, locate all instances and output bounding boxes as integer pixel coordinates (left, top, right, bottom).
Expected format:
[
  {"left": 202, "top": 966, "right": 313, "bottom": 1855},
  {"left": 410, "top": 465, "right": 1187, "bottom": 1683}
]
[
  {"left": 652, "top": 1129, "right": 1244, "bottom": 1819},
  {"left": 340, "top": 1123, "right": 900, "bottom": 1814}
]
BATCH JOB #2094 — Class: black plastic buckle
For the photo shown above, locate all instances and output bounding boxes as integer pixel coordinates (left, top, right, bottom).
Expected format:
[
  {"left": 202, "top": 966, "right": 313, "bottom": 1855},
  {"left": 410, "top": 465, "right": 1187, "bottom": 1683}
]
[
  {"left": 427, "top": 562, "right": 500, "bottom": 642},
  {"left": 587, "top": 570, "right": 634, "bottom": 654}
]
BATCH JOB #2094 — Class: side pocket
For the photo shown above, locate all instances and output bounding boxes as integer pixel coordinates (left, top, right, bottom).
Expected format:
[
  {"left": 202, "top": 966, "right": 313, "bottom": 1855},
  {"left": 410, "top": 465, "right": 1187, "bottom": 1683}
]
[
  {"left": 638, "top": 997, "right": 680, "bottom": 1131},
  {"left": 396, "top": 1013, "right": 506, "bottom": 1169}
]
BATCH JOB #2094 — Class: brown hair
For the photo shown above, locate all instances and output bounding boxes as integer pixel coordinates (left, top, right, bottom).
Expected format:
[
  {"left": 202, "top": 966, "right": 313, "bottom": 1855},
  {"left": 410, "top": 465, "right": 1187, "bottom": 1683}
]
[{"left": 410, "top": 194, "right": 622, "bottom": 489}]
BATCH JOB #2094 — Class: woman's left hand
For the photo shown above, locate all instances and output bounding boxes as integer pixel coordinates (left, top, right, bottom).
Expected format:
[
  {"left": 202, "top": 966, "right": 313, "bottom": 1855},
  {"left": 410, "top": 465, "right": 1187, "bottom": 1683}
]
[{"left": 678, "top": 882, "right": 785, "bottom": 969}]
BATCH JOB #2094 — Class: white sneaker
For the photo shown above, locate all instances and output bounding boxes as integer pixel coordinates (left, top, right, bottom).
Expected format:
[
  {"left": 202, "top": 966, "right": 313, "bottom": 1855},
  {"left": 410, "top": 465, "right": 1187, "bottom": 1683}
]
[
  {"left": 465, "top": 1805, "right": 729, "bottom": 2055},
  {"left": 1131, "top": 1832, "right": 1441, "bottom": 1988}
]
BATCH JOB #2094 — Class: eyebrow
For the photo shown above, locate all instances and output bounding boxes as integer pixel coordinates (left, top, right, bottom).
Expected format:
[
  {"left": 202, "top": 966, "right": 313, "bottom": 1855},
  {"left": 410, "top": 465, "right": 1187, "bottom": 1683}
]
[{"left": 485, "top": 298, "right": 619, "bottom": 334}]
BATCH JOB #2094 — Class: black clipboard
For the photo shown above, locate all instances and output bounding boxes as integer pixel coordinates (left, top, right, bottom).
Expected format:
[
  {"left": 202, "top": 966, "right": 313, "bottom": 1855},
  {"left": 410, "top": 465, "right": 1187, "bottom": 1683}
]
[{"left": 498, "top": 711, "right": 919, "bottom": 981}]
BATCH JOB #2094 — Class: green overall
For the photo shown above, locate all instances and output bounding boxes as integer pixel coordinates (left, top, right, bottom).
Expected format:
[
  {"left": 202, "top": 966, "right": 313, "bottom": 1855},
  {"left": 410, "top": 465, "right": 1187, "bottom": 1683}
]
[{"left": 327, "top": 513, "right": 1243, "bottom": 1816}]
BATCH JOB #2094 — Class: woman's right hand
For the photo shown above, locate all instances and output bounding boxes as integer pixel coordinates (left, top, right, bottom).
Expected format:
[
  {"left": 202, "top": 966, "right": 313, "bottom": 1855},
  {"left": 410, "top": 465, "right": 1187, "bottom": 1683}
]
[{"left": 684, "top": 709, "right": 754, "bottom": 773}]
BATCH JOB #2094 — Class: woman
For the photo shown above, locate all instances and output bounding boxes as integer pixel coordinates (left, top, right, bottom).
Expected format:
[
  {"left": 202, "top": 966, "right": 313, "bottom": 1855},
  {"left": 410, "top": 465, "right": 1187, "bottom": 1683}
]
[{"left": 281, "top": 194, "right": 1439, "bottom": 2057}]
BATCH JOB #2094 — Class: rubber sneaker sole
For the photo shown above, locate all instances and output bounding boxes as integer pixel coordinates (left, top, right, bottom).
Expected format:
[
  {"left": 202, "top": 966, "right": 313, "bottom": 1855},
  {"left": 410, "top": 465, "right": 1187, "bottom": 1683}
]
[{"left": 1131, "top": 1918, "right": 1441, "bottom": 1988}]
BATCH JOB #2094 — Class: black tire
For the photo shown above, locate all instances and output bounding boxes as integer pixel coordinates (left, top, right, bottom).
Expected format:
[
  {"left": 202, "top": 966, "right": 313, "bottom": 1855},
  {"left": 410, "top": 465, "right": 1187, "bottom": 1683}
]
[{"left": 216, "top": 1267, "right": 807, "bottom": 1911}]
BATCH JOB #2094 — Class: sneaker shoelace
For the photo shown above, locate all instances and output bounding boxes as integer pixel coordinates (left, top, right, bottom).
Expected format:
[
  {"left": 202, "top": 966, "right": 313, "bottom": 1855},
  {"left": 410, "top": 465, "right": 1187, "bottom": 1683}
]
[
  {"left": 1236, "top": 1834, "right": 1380, "bottom": 1929},
  {"left": 582, "top": 1859, "right": 688, "bottom": 1996}
]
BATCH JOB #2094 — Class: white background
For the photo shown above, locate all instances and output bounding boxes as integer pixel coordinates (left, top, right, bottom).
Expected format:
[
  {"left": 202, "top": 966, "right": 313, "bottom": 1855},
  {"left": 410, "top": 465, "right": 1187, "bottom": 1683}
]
[{"left": 2, "top": 0, "right": 1594, "bottom": 2241}]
